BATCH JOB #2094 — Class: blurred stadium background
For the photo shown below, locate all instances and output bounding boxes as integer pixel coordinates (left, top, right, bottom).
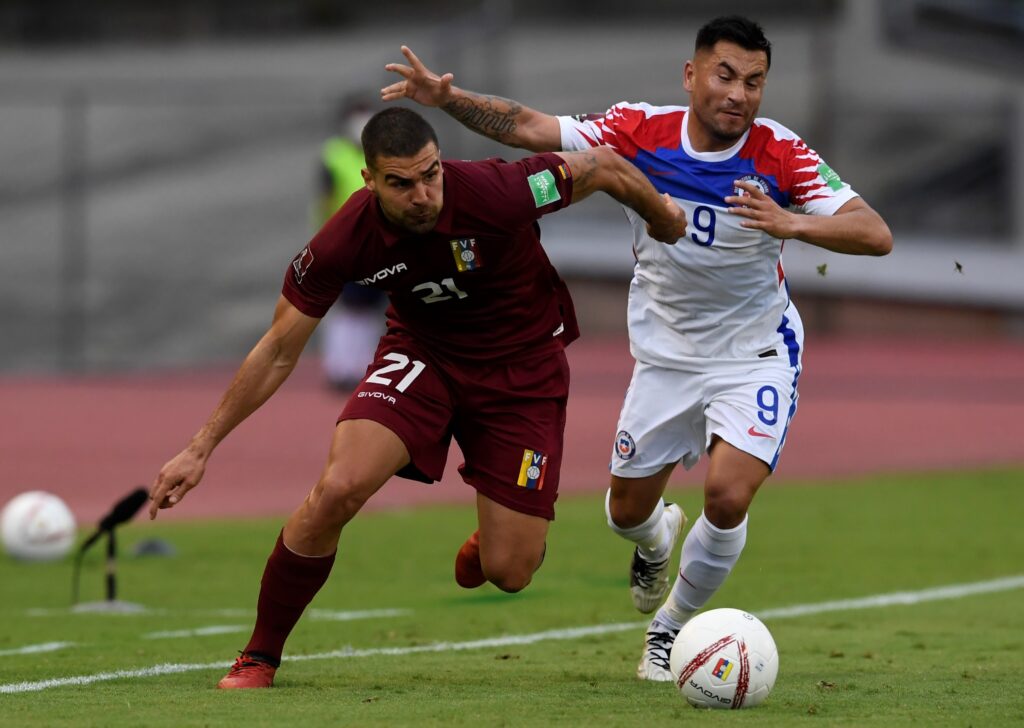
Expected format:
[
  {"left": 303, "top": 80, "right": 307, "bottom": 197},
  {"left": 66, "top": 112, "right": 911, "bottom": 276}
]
[
  {"left": 2, "top": 5, "right": 1022, "bottom": 717},
  {"left": 3, "top": 0, "right": 1023, "bottom": 375},
  {"left": 1, "top": 0, "right": 1022, "bottom": 525}
]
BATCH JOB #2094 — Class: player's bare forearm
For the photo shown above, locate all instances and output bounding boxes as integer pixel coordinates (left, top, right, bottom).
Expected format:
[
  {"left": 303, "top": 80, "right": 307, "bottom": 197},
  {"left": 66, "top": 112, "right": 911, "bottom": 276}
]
[
  {"left": 790, "top": 202, "right": 893, "bottom": 256},
  {"left": 726, "top": 184, "right": 892, "bottom": 256},
  {"left": 558, "top": 147, "right": 686, "bottom": 244},
  {"left": 189, "top": 338, "right": 291, "bottom": 455},
  {"left": 442, "top": 90, "right": 561, "bottom": 151},
  {"left": 190, "top": 297, "right": 316, "bottom": 455},
  {"left": 149, "top": 296, "right": 316, "bottom": 518}
]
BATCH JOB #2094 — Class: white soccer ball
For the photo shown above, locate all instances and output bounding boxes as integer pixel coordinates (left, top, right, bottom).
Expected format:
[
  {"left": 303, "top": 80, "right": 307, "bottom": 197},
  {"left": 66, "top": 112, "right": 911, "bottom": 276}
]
[
  {"left": 669, "top": 607, "right": 778, "bottom": 709},
  {"left": 1, "top": 491, "right": 77, "bottom": 561}
]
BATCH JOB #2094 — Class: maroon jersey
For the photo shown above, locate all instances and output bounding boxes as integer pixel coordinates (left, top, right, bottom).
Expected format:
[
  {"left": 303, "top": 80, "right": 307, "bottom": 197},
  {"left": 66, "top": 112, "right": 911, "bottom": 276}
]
[{"left": 283, "top": 153, "right": 579, "bottom": 362}]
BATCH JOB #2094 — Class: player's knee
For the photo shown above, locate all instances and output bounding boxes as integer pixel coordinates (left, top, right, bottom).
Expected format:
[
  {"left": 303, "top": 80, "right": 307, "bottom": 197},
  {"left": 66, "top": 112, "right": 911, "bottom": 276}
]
[
  {"left": 606, "top": 490, "right": 650, "bottom": 529},
  {"left": 482, "top": 555, "right": 538, "bottom": 593},
  {"left": 312, "top": 472, "right": 374, "bottom": 526},
  {"left": 703, "top": 482, "right": 752, "bottom": 529},
  {"left": 487, "top": 567, "right": 533, "bottom": 593}
]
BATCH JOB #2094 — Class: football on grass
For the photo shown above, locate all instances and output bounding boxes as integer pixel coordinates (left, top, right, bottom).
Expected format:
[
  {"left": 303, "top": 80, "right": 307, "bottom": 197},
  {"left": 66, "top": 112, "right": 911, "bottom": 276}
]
[{"left": 669, "top": 607, "right": 778, "bottom": 709}]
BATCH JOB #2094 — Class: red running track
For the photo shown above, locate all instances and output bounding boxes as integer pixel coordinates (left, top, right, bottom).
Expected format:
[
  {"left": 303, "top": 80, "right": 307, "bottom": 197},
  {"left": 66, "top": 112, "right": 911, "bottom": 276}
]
[{"left": 2, "top": 336, "right": 1021, "bottom": 523}]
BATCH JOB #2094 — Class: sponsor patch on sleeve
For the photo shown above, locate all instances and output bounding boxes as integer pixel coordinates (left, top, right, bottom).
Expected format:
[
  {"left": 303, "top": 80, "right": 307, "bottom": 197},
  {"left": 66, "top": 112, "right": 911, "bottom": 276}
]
[
  {"left": 526, "top": 169, "right": 561, "bottom": 208},
  {"left": 816, "top": 163, "right": 844, "bottom": 191}
]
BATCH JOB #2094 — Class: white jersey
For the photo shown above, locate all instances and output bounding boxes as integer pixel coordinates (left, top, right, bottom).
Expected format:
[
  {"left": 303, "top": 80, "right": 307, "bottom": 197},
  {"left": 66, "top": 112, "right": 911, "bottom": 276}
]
[{"left": 558, "top": 103, "right": 858, "bottom": 370}]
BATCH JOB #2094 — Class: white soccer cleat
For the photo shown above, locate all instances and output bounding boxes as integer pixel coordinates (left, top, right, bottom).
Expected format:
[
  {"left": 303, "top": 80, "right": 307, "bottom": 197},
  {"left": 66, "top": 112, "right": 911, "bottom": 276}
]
[
  {"left": 629, "top": 503, "right": 687, "bottom": 613},
  {"left": 636, "top": 618, "right": 680, "bottom": 682}
]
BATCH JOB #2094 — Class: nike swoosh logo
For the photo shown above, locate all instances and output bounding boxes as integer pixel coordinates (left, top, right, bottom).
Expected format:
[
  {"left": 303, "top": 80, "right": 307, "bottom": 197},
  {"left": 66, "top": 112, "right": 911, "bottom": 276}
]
[{"left": 748, "top": 425, "right": 774, "bottom": 439}]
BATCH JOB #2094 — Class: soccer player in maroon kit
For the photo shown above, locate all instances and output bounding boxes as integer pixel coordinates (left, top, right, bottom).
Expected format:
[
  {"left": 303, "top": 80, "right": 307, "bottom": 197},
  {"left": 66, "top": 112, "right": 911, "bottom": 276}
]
[{"left": 148, "top": 107, "right": 686, "bottom": 689}]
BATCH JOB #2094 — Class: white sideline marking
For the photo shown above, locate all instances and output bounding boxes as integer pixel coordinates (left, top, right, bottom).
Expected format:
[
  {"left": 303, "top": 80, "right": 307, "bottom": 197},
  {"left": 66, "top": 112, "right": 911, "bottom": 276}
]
[
  {"left": 0, "top": 642, "right": 76, "bottom": 657},
  {"left": 141, "top": 611, "right": 410, "bottom": 640},
  {"left": 754, "top": 574, "right": 1024, "bottom": 620},
  {"left": 144, "top": 626, "right": 248, "bottom": 640},
  {"left": 3, "top": 575, "right": 1021, "bottom": 694},
  {"left": 26, "top": 607, "right": 410, "bottom": 621},
  {"left": 308, "top": 608, "right": 411, "bottom": 621}
]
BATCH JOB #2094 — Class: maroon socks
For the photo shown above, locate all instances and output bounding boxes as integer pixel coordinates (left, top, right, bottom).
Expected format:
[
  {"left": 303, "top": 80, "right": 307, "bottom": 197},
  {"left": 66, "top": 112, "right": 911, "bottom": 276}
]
[{"left": 243, "top": 531, "right": 336, "bottom": 664}]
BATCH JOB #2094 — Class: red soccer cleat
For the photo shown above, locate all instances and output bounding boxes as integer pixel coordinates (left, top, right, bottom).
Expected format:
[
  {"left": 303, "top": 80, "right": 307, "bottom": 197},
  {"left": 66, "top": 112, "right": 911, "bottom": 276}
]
[
  {"left": 454, "top": 529, "right": 486, "bottom": 589},
  {"left": 217, "top": 652, "right": 278, "bottom": 689}
]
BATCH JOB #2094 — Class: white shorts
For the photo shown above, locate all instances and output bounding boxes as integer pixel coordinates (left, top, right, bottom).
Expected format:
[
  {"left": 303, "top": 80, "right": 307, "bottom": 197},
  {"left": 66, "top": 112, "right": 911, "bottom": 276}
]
[{"left": 609, "top": 358, "right": 800, "bottom": 478}]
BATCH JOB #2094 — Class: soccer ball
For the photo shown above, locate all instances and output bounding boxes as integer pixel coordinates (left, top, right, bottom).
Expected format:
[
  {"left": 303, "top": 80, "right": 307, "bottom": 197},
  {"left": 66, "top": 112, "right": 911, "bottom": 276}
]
[
  {"left": 669, "top": 608, "right": 778, "bottom": 709},
  {"left": 1, "top": 491, "right": 77, "bottom": 561}
]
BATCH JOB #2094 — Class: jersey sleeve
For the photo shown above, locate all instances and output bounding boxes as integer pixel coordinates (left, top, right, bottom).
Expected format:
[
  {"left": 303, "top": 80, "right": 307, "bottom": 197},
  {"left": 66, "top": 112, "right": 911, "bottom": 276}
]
[
  {"left": 784, "top": 140, "right": 859, "bottom": 216},
  {"left": 458, "top": 153, "right": 575, "bottom": 230},
  {"left": 557, "top": 103, "right": 637, "bottom": 153},
  {"left": 281, "top": 196, "right": 362, "bottom": 317}
]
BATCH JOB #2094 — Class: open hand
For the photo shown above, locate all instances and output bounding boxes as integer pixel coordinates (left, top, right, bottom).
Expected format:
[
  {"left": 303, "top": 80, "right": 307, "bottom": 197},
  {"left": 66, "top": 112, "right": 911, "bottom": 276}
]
[
  {"left": 724, "top": 180, "right": 800, "bottom": 239},
  {"left": 148, "top": 447, "right": 206, "bottom": 519},
  {"left": 381, "top": 46, "right": 455, "bottom": 107}
]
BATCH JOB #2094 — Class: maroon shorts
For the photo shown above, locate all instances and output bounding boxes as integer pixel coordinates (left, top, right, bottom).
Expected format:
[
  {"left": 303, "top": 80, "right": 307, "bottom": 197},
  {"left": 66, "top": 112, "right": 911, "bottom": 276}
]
[{"left": 339, "top": 332, "right": 569, "bottom": 520}]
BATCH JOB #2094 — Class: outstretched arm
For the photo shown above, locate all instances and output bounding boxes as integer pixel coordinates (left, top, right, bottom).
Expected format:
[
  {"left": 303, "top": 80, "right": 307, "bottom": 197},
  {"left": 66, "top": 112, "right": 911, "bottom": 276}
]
[
  {"left": 148, "top": 295, "right": 319, "bottom": 518},
  {"left": 557, "top": 147, "right": 687, "bottom": 245},
  {"left": 382, "top": 45, "right": 562, "bottom": 152},
  {"left": 725, "top": 182, "right": 893, "bottom": 255}
]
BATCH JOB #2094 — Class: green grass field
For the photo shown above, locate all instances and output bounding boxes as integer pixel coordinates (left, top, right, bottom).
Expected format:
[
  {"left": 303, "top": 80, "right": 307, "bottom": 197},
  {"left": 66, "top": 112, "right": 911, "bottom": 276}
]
[{"left": 2, "top": 469, "right": 1022, "bottom": 727}]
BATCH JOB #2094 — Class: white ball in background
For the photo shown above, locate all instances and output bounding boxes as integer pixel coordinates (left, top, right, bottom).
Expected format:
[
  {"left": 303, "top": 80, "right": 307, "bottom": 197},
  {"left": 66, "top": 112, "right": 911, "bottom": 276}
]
[{"left": 1, "top": 491, "right": 77, "bottom": 561}]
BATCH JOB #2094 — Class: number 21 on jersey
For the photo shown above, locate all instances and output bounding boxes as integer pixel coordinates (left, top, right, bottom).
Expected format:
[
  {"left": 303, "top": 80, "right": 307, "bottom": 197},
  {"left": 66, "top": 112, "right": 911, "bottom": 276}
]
[{"left": 367, "top": 353, "right": 426, "bottom": 392}]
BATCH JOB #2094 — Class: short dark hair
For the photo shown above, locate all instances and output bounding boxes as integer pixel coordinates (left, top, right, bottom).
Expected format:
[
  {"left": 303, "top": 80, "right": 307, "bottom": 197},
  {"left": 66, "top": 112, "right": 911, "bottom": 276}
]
[
  {"left": 695, "top": 15, "right": 771, "bottom": 69},
  {"left": 361, "top": 107, "right": 439, "bottom": 169}
]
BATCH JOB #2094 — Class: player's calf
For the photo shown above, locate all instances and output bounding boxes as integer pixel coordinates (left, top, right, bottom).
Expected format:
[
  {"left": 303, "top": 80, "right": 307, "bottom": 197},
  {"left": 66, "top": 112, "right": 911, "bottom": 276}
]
[{"left": 454, "top": 529, "right": 547, "bottom": 592}]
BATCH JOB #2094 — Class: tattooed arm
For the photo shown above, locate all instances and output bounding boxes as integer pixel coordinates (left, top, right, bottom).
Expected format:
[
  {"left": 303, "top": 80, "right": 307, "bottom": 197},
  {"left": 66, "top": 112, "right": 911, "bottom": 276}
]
[
  {"left": 382, "top": 45, "right": 562, "bottom": 152},
  {"left": 557, "top": 147, "right": 687, "bottom": 245}
]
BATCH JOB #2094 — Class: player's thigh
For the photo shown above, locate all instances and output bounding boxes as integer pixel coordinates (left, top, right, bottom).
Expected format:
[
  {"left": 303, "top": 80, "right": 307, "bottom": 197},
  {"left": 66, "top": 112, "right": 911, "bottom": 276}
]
[
  {"left": 476, "top": 492, "right": 550, "bottom": 575},
  {"left": 455, "top": 350, "right": 569, "bottom": 521},
  {"left": 339, "top": 333, "right": 455, "bottom": 483},
  {"left": 610, "top": 361, "right": 706, "bottom": 479},
  {"left": 703, "top": 361, "right": 799, "bottom": 474},
  {"left": 319, "top": 419, "right": 411, "bottom": 502}
]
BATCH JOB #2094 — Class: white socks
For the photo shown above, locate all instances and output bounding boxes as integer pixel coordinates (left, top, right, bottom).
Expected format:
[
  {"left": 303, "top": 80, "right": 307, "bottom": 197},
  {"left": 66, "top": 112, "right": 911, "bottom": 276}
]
[
  {"left": 656, "top": 511, "right": 747, "bottom": 630},
  {"left": 605, "top": 491, "right": 673, "bottom": 561}
]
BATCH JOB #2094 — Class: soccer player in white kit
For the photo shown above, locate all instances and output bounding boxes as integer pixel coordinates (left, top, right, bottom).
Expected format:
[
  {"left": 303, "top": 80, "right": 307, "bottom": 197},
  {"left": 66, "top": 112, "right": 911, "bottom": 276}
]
[{"left": 383, "top": 15, "right": 893, "bottom": 680}]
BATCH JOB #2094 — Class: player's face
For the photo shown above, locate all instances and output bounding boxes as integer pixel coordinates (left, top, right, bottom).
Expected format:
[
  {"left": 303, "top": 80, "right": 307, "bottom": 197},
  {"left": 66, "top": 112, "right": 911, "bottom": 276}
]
[
  {"left": 683, "top": 41, "right": 768, "bottom": 151},
  {"left": 364, "top": 142, "right": 444, "bottom": 234}
]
